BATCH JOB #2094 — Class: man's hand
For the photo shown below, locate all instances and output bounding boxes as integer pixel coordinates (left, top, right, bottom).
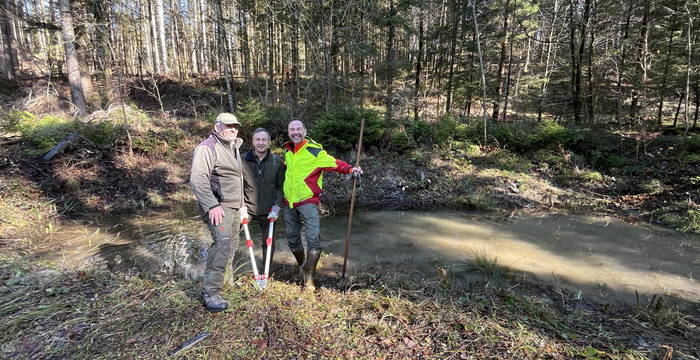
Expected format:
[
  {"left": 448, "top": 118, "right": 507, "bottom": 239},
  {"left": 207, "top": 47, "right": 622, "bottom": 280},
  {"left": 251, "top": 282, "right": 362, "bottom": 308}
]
[
  {"left": 268, "top": 205, "right": 281, "bottom": 220},
  {"left": 351, "top": 166, "right": 363, "bottom": 178},
  {"left": 209, "top": 206, "right": 225, "bottom": 225},
  {"left": 239, "top": 207, "right": 249, "bottom": 222}
]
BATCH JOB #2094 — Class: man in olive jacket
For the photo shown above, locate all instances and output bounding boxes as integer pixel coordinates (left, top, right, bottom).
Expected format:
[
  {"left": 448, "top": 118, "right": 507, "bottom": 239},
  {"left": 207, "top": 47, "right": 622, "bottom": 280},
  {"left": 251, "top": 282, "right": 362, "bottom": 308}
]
[
  {"left": 242, "top": 127, "right": 285, "bottom": 268},
  {"left": 190, "top": 112, "right": 248, "bottom": 312}
]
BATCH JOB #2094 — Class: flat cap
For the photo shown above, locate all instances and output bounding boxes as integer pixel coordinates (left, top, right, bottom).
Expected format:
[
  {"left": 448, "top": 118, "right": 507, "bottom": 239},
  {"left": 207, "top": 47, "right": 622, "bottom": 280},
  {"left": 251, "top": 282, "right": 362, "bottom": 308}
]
[{"left": 216, "top": 112, "right": 240, "bottom": 125}]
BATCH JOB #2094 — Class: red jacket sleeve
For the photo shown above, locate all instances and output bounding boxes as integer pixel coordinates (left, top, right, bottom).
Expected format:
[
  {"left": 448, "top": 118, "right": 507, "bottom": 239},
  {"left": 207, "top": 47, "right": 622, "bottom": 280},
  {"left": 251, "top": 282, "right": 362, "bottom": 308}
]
[{"left": 334, "top": 159, "right": 353, "bottom": 174}]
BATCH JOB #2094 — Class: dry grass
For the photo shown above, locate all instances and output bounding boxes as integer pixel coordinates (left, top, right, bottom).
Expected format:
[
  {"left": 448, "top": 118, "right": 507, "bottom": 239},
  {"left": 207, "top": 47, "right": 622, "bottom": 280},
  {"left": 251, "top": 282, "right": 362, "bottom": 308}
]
[{"left": 1, "top": 255, "right": 696, "bottom": 360}]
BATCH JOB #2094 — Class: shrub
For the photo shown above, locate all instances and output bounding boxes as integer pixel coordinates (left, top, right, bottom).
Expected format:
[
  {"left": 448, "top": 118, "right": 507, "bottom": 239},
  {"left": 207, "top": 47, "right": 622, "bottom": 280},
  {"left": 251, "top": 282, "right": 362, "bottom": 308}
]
[
  {"left": 576, "top": 170, "right": 603, "bottom": 182},
  {"left": 107, "top": 105, "right": 149, "bottom": 130},
  {"left": 386, "top": 126, "right": 416, "bottom": 152},
  {"left": 2, "top": 110, "right": 35, "bottom": 132},
  {"left": 11, "top": 114, "right": 74, "bottom": 156},
  {"left": 310, "top": 107, "right": 384, "bottom": 152},
  {"left": 641, "top": 179, "right": 666, "bottom": 194},
  {"left": 488, "top": 120, "right": 574, "bottom": 153},
  {"left": 132, "top": 128, "right": 186, "bottom": 157},
  {"left": 684, "top": 153, "right": 700, "bottom": 164},
  {"left": 602, "top": 154, "right": 627, "bottom": 168},
  {"left": 80, "top": 120, "right": 124, "bottom": 146},
  {"left": 413, "top": 115, "right": 461, "bottom": 146},
  {"left": 658, "top": 206, "right": 700, "bottom": 234},
  {"left": 683, "top": 134, "right": 700, "bottom": 152},
  {"left": 5, "top": 110, "right": 125, "bottom": 156},
  {"left": 490, "top": 122, "right": 531, "bottom": 152},
  {"left": 531, "top": 120, "right": 576, "bottom": 150},
  {"left": 236, "top": 98, "right": 267, "bottom": 130},
  {"left": 235, "top": 98, "right": 290, "bottom": 143}
]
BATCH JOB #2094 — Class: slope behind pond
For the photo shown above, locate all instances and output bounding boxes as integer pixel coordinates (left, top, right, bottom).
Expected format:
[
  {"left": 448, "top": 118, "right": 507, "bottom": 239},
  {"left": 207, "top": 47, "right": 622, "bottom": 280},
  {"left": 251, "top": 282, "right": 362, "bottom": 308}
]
[{"left": 34, "top": 210, "right": 700, "bottom": 311}]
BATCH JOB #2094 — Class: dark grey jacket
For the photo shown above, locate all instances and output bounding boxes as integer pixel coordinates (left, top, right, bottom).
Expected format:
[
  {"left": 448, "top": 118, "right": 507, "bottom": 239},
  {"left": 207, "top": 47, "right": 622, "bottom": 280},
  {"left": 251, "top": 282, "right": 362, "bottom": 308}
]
[
  {"left": 190, "top": 132, "right": 244, "bottom": 212},
  {"left": 242, "top": 150, "right": 285, "bottom": 216}
]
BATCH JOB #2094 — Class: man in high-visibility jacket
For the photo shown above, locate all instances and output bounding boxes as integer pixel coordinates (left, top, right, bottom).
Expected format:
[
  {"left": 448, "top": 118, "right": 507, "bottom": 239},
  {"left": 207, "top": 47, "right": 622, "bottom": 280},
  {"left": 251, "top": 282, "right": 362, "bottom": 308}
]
[{"left": 283, "top": 119, "right": 363, "bottom": 290}]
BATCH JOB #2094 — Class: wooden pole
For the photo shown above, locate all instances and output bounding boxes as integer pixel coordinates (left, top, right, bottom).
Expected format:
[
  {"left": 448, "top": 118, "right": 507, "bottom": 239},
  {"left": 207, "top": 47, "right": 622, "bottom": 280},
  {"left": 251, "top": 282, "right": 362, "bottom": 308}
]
[{"left": 341, "top": 117, "right": 365, "bottom": 279}]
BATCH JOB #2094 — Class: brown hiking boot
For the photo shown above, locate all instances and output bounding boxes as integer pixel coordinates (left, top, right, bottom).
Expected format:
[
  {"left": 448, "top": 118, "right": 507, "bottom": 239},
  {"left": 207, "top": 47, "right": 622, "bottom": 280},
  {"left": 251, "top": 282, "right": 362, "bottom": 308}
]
[{"left": 303, "top": 249, "right": 321, "bottom": 291}]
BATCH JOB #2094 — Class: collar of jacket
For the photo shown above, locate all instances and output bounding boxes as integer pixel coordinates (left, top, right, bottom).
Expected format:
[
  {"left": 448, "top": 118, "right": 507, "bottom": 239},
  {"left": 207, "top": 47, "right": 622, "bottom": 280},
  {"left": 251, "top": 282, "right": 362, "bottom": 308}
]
[
  {"left": 244, "top": 149, "right": 270, "bottom": 162},
  {"left": 211, "top": 131, "right": 242, "bottom": 149},
  {"left": 284, "top": 139, "right": 308, "bottom": 153}
]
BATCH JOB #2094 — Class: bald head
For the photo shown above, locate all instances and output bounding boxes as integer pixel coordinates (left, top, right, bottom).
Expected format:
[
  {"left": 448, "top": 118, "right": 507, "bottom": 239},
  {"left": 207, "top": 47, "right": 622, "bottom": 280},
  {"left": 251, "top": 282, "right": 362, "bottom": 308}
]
[{"left": 288, "top": 120, "right": 307, "bottom": 145}]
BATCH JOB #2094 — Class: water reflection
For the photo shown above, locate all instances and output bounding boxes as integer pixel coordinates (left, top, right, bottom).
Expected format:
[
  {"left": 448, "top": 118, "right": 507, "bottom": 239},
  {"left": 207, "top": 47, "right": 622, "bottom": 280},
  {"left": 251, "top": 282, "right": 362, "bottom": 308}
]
[{"left": 36, "top": 210, "right": 700, "bottom": 308}]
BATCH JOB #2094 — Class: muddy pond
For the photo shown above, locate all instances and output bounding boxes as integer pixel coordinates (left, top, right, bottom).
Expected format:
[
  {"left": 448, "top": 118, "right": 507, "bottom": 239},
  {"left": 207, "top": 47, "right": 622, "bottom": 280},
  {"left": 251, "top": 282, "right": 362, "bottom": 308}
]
[{"left": 34, "top": 210, "right": 700, "bottom": 310}]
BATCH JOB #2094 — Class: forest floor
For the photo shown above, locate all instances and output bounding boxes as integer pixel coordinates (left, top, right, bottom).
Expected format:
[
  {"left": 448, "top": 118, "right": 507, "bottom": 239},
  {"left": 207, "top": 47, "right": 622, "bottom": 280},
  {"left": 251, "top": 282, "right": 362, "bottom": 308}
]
[{"left": 1, "top": 78, "right": 699, "bottom": 359}]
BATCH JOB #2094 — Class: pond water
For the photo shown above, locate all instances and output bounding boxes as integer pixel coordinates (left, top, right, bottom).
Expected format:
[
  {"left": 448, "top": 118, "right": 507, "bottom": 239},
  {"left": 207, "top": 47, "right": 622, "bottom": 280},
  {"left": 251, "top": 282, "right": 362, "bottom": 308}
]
[{"left": 35, "top": 210, "right": 700, "bottom": 309}]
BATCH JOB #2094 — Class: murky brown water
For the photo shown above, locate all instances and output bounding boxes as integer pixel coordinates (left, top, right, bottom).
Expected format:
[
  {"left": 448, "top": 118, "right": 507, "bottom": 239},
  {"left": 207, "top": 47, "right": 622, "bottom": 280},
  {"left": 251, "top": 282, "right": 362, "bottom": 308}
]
[{"left": 35, "top": 210, "right": 700, "bottom": 308}]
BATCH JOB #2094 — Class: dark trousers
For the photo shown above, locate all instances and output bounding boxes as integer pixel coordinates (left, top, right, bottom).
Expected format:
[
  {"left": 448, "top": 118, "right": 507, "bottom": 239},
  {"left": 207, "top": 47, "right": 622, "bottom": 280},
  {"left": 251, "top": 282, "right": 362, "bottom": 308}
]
[
  {"left": 284, "top": 203, "right": 321, "bottom": 251},
  {"left": 203, "top": 207, "right": 241, "bottom": 294}
]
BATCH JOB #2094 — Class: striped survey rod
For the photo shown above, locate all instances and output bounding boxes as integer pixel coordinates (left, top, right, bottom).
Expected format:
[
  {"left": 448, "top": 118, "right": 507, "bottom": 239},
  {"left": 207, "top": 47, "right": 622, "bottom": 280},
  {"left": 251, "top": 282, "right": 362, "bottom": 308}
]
[
  {"left": 241, "top": 217, "right": 265, "bottom": 290},
  {"left": 261, "top": 218, "right": 275, "bottom": 289}
]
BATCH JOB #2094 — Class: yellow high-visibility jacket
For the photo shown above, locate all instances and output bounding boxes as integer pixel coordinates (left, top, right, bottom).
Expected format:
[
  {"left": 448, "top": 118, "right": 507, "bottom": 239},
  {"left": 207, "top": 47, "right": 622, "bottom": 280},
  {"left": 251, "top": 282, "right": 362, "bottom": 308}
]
[{"left": 283, "top": 139, "right": 353, "bottom": 208}]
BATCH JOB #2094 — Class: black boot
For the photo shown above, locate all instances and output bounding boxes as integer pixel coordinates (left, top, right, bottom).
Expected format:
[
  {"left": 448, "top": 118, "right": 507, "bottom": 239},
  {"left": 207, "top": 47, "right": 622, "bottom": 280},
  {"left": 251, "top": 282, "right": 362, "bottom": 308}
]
[
  {"left": 303, "top": 249, "right": 321, "bottom": 291},
  {"left": 290, "top": 245, "right": 305, "bottom": 267}
]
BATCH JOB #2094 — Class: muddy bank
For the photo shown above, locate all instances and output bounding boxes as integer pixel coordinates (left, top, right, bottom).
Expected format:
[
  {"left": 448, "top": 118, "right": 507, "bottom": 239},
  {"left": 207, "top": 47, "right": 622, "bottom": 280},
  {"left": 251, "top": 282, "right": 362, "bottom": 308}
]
[{"left": 32, "top": 209, "right": 700, "bottom": 315}]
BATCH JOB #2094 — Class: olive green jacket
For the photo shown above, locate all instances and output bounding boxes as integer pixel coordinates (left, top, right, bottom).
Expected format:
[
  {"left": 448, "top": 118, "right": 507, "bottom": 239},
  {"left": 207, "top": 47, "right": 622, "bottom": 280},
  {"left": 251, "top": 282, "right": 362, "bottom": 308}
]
[{"left": 190, "top": 132, "right": 244, "bottom": 212}]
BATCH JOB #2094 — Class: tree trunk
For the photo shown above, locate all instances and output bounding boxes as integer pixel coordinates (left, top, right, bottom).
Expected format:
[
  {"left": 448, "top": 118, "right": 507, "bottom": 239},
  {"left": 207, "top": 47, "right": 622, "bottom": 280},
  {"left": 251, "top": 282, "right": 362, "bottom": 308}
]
[
  {"left": 570, "top": 0, "right": 590, "bottom": 125},
  {"left": 683, "top": 4, "right": 693, "bottom": 134},
  {"left": 216, "top": 0, "right": 233, "bottom": 111},
  {"left": 656, "top": 20, "right": 676, "bottom": 126},
  {"left": 148, "top": 0, "right": 161, "bottom": 73},
  {"left": 515, "top": 38, "right": 531, "bottom": 96},
  {"left": 200, "top": 0, "right": 209, "bottom": 74},
  {"left": 673, "top": 91, "right": 684, "bottom": 128},
  {"left": 693, "top": 81, "right": 699, "bottom": 129},
  {"left": 267, "top": 16, "right": 274, "bottom": 103},
  {"left": 414, "top": 8, "right": 424, "bottom": 121},
  {"left": 586, "top": 0, "right": 596, "bottom": 123},
  {"left": 59, "top": 0, "right": 87, "bottom": 115},
  {"left": 239, "top": 8, "right": 251, "bottom": 96},
  {"left": 492, "top": 0, "right": 510, "bottom": 121},
  {"left": 630, "top": 0, "right": 650, "bottom": 124},
  {"left": 140, "top": 0, "right": 153, "bottom": 73},
  {"left": 12, "top": 0, "right": 24, "bottom": 73},
  {"left": 384, "top": 0, "right": 396, "bottom": 122},
  {"left": 75, "top": 31, "right": 94, "bottom": 99},
  {"left": 465, "top": 31, "right": 476, "bottom": 117},
  {"left": 615, "top": 0, "right": 633, "bottom": 124},
  {"left": 445, "top": 0, "right": 459, "bottom": 114},
  {"left": 291, "top": 12, "right": 299, "bottom": 110},
  {"left": 472, "top": 0, "right": 488, "bottom": 144},
  {"left": 538, "top": 0, "right": 560, "bottom": 122},
  {"left": 156, "top": 0, "right": 168, "bottom": 74},
  {"left": 172, "top": 0, "right": 183, "bottom": 80},
  {"left": 0, "top": 0, "right": 16, "bottom": 79},
  {"left": 92, "top": 0, "right": 109, "bottom": 81},
  {"left": 502, "top": 40, "right": 513, "bottom": 122}
]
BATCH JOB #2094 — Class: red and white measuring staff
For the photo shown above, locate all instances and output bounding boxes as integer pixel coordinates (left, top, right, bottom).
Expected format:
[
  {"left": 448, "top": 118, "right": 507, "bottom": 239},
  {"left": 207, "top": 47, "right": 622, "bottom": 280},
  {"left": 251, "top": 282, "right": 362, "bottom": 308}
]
[{"left": 241, "top": 216, "right": 275, "bottom": 290}]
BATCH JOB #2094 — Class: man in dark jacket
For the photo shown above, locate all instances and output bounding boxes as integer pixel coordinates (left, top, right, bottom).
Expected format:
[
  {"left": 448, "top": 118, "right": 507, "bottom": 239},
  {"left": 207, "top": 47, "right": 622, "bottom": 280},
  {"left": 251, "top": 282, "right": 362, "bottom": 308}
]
[
  {"left": 242, "top": 127, "right": 285, "bottom": 268},
  {"left": 190, "top": 112, "right": 247, "bottom": 312}
]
